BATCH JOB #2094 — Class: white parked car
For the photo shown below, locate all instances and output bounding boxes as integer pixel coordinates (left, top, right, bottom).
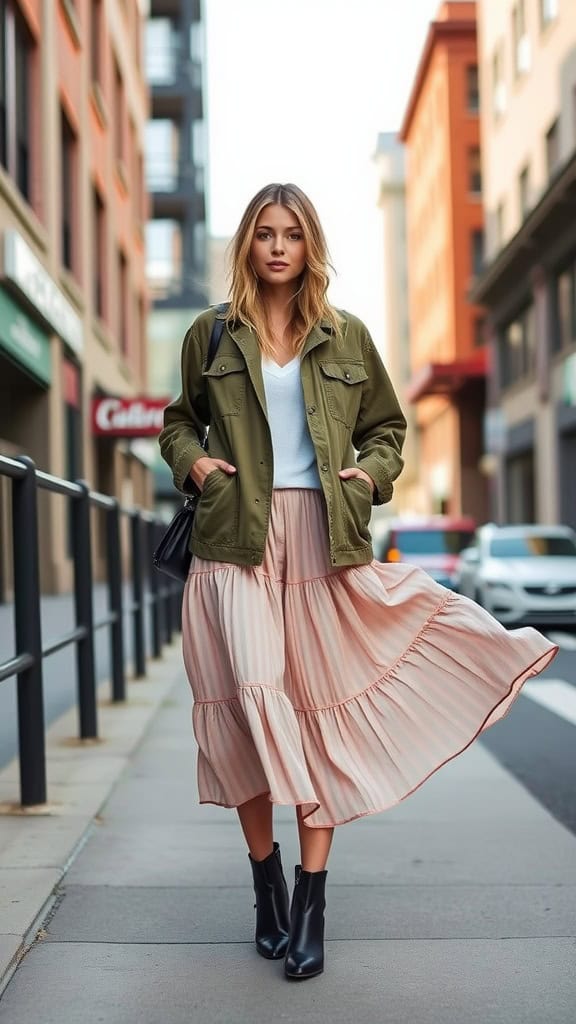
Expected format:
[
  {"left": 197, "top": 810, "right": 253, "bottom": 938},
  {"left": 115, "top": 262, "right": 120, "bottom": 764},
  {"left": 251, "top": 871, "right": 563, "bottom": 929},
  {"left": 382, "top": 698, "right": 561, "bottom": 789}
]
[{"left": 457, "top": 523, "right": 576, "bottom": 627}]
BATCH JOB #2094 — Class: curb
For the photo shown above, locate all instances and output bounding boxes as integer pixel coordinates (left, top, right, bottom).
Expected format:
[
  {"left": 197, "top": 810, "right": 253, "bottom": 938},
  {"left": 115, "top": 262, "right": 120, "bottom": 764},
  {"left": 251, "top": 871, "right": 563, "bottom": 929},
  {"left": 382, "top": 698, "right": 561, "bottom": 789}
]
[{"left": 0, "top": 641, "right": 186, "bottom": 995}]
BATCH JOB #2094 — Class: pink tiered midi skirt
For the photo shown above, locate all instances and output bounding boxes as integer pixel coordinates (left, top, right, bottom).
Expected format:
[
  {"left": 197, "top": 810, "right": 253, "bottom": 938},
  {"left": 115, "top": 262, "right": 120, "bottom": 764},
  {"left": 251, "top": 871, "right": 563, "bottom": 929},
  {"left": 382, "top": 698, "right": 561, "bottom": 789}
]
[{"left": 182, "top": 489, "right": 558, "bottom": 828}]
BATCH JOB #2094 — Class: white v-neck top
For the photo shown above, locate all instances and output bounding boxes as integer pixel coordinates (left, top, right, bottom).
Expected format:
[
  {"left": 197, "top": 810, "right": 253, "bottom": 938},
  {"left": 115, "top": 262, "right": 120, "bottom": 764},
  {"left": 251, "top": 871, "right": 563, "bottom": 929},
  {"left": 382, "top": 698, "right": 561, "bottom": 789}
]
[{"left": 261, "top": 356, "right": 322, "bottom": 490}]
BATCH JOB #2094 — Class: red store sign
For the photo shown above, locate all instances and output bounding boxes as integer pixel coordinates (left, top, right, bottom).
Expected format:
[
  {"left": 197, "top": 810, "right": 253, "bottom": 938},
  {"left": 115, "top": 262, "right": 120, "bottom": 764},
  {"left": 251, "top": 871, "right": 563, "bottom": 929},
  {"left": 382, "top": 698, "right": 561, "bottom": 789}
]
[{"left": 92, "top": 396, "right": 169, "bottom": 437}]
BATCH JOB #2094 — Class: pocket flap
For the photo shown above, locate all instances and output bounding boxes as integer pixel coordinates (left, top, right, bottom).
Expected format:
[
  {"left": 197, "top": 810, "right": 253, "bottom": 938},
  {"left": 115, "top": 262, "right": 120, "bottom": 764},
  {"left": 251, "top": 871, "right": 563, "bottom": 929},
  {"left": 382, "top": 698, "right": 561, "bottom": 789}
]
[
  {"left": 203, "top": 355, "right": 246, "bottom": 378},
  {"left": 320, "top": 362, "right": 368, "bottom": 385}
]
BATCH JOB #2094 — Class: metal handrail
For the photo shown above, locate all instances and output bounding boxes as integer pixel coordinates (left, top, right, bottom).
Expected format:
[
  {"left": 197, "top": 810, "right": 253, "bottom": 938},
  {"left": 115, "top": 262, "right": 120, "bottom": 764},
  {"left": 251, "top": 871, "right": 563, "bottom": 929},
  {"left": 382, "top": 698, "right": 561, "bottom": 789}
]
[{"left": 0, "top": 453, "right": 183, "bottom": 807}]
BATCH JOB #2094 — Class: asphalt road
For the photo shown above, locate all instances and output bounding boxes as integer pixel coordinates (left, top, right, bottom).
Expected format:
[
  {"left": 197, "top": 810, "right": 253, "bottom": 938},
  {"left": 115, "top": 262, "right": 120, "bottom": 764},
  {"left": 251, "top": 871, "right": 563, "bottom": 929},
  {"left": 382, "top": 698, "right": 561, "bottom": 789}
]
[
  {"left": 479, "top": 630, "right": 576, "bottom": 837},
  {"left": 1, "top": 591, "right": 575, "bottom": 838}
]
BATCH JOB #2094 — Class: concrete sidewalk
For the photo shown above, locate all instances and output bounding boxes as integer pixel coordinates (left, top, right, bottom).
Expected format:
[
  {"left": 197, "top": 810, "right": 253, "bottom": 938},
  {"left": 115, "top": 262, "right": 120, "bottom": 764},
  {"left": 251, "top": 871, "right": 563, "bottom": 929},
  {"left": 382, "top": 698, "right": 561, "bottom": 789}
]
[{"left": 1, "top": 670, "right": 575, "bottom": 1024}]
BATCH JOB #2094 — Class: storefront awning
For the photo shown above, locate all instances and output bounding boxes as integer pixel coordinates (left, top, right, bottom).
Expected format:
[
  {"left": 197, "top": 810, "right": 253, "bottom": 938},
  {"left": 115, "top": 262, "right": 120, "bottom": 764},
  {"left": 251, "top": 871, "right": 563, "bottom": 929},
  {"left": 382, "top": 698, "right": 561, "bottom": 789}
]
[{"left": 406, "top": 350, "right": 488, "bottom": 403}]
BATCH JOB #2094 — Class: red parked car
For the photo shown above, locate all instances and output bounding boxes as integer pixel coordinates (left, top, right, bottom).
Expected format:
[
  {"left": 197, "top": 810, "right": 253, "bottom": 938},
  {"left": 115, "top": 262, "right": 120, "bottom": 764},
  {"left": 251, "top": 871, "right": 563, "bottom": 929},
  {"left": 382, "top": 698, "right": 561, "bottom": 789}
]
[{"left": 374, "top": 516, "right": 477, "bottom": 591}]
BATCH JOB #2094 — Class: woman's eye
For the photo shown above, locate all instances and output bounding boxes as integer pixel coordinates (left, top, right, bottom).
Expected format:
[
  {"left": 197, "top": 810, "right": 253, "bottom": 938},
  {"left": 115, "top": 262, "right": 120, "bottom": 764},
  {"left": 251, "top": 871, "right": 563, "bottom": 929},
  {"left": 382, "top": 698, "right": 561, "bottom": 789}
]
[
  {"left": 256, "top": 231, "right": 270, "bottom": 240},
  {"left": 289, "top": 233, "right": 302, "bottom": 241}
]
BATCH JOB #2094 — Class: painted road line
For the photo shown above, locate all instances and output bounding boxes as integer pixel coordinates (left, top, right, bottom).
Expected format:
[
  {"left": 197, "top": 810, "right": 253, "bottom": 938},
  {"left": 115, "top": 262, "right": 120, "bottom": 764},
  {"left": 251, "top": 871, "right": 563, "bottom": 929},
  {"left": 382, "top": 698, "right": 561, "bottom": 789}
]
[
  {"left": 522, "top": 679, "right": 576, "bottom": 727},
  {"left": 546, "top": 631, "right": 576, "bottom": 650}
]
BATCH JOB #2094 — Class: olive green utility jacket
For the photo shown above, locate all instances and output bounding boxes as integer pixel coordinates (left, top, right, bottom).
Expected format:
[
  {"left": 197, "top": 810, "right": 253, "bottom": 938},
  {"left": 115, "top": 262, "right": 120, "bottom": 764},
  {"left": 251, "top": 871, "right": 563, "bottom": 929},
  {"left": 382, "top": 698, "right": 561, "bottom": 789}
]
[{"left": 159, "top": 306, "right": 407, "bottom": 567}]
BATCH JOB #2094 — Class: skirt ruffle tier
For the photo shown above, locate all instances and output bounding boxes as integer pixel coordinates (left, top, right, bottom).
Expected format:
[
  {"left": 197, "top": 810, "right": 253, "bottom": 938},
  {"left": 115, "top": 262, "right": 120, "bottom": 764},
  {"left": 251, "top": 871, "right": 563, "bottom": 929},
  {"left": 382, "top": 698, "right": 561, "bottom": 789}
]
[{"left": 182, "top": 489, "right": 558, "bottom": 828}]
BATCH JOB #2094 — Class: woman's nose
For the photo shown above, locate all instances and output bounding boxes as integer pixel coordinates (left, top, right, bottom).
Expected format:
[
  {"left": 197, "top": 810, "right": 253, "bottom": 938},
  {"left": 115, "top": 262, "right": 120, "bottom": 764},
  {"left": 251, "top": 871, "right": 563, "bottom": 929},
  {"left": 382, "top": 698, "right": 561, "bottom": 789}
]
[{"left": 271, "top": 237, "right": 285, "bottom": 255}]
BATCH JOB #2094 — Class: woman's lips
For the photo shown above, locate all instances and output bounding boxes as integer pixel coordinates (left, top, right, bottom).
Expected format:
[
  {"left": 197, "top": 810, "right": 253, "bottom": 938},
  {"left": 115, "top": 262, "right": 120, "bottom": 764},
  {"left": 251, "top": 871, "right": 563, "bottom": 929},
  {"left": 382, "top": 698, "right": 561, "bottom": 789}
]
[{"left": 267, "top": 262, "right": 289, "bottom": 269}]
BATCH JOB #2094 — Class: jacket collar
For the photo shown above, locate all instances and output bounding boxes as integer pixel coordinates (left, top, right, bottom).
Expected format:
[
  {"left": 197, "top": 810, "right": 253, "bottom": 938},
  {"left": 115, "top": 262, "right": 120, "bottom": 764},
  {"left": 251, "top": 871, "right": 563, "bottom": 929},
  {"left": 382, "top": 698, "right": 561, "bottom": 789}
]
[{"left": 224, "top": 317, "right": 334, "bottom": 356}]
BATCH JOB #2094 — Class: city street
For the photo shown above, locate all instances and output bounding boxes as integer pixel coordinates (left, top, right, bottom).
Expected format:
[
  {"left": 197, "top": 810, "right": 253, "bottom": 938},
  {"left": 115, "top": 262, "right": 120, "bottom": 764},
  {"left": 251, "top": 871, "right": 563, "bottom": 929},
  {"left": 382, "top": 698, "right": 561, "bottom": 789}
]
[{"left": 0, "top": 656, "right": 574, "bottom": 1024}]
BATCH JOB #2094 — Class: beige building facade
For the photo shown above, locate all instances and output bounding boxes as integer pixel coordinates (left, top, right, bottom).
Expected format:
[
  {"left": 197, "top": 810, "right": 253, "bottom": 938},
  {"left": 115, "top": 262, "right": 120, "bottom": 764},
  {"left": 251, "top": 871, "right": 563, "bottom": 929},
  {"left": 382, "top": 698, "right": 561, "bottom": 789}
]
[
  {"left": 374, "top": 132, "right": 424, "bottom": 516},
  {"left": 0, "top": 0, "right": 152, "bottom": 599},
  {"left": 475, "top": 0, "right": 576, "bottom": 528}
]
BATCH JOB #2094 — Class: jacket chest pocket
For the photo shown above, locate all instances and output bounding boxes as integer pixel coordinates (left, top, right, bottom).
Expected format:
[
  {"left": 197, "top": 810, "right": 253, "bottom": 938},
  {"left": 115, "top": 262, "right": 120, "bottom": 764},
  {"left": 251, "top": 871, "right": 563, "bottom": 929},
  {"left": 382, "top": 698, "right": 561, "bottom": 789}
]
[
  {"left": 202, "top": 356, "right": 247, "bottom": 419},
  {"left": 319, "top": 361, "right": 368, "bottom": 428}
]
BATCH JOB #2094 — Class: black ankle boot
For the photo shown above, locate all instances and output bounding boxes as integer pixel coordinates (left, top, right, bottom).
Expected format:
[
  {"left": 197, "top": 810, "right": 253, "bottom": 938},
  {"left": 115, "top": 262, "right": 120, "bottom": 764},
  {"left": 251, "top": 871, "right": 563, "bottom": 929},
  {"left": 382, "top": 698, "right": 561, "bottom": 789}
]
[
  {"left": 248, "top": 842, "right": 290, "bottom": 959},
  {"left": 284, "top": 866, "right": 327, "bottom": 979}
]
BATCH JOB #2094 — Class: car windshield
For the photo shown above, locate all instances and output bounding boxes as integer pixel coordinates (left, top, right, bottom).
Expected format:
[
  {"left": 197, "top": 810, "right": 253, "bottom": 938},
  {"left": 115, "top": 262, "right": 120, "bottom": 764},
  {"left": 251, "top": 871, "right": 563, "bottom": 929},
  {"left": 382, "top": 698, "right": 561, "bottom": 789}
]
[
  {"left": 395, "top": 530, "right": 475, "bottom": 555},
  {"left": 489, "top": 535, "right": 576, "bottom": 558}
]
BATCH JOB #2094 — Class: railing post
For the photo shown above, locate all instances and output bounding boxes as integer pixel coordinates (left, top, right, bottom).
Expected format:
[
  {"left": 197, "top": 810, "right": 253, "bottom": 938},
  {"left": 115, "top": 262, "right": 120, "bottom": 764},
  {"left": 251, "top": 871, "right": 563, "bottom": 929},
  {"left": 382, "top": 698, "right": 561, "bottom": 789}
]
[
  {"left": 12, "top": 456, "right": 46, "bottom": 806},
  {"left": 148, "top": 520, "right": 162, "bottom": 658},
  {"left": 106, "top": 499, "right": 126, "bottom": 701},
  {"left": 72, "top": 480, "right": 98, "bottom": 738},
  {"left": 130, "top": 510, "right": 146, "bottom": 677}
]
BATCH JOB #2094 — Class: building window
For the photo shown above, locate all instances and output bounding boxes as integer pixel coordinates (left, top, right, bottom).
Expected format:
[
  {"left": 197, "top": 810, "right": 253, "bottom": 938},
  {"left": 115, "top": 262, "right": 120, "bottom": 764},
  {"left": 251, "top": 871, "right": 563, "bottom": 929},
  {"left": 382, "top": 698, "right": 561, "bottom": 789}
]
[
  {"left": 145, "top": 218, "right": 182, "bottom": 297},
  {"left": 93, "top": 187, "right": 105, "bottom": 319},
  {"left": 518, "top": 164, "right": 530, "bottom": 219},
  {"left": 553, "top": 259, "right": 576, "bottom": 352},
  {"left": 466, "top": 65, "right": 479, "bottom": 113},
  {"left": 506, "top": 450, "right": 535, "bottom": 524},
  {"left": 0, "top": 2, "right": 33, "bottom": 200},
  {"left": 492, "top": 44, "right": 507, "bottom": 118},
  {"left": 193, "top": 220, "right": 206, "bottom": 273},
  {"left": 118, "top": 249, "right": 128, "bottom": 356},
  {"left": 114, "top": 59, "right": 124, "bottom": 164},
  {"left": 540, "top": 0, "right": 558, "bottom": 28},
  {"left": 145, "top": 17, "right": 178, "bottom": 85},
  {"left": 61, "top": 109, "right": 76, "bottom": 273},
  {"left": 471, "top": 229, "right": 484, "bottom": 278},
  {"left": 90, "top": 0, "right": 102, "bottom": 84},
  {"left": 512, "top": 1, "right": 530, "bottom": 77},
  {"left": 145, "top": 118, "right": 179, "bottom": 191},
  {"left": 468, "top": 146, "right": 482, "bottom": 194},
  {"left": 501, "top": 304, "right": 536, "bottom": 387},
  {"left": 545, "top": 118, "right": 559, "bottom": 178}
]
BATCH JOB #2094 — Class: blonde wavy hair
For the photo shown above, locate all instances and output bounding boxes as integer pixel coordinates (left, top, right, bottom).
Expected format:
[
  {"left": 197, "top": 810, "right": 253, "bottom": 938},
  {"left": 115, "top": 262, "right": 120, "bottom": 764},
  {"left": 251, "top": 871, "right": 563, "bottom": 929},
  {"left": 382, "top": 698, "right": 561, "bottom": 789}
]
[{"left": 226, "top": 183, "right": 343, "bottom": 358}]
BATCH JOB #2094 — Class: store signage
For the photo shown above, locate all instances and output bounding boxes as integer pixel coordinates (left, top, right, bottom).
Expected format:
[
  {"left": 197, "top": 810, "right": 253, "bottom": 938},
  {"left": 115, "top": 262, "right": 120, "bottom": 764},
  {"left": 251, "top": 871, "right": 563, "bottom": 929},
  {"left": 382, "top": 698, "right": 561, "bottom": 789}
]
[
  {"left": 92, "top": 396, "right": 169, "bottom": 437},
  {"left": 0, "top": 285, "right": 51, "bottom": 385},
  {"left": 3, "top": 230, "right": 84, "bottom": 355}
]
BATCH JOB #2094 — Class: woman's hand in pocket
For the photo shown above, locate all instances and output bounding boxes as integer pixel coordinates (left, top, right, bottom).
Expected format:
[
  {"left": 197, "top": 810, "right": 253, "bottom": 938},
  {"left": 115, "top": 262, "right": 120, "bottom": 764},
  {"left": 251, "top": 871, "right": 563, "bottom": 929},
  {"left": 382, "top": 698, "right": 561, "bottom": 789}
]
[
  {"left": 338, "top": 466, "right": 375, "bottom": 496},
  {"left": 189, "top": 457, "right": 237, "bottom": 492}
]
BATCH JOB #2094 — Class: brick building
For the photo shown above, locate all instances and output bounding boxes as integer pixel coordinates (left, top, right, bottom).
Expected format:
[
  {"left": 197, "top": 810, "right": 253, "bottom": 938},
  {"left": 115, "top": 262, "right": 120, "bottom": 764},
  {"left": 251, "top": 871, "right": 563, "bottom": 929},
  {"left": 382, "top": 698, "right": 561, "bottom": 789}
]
[
  {"left": 0, "top": 0, "right": 152, "bottom": 597},
  {"left": 400, "top": 1, "right": 488, "bottom": 522}
]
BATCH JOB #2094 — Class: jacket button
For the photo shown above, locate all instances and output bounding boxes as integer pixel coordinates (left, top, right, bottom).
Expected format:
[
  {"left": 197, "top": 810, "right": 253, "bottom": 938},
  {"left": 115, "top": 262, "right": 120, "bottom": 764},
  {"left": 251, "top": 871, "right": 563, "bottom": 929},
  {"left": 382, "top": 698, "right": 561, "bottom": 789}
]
[
  {"left": 321, "top": 463, "right": 329, "bottom": 472},
  {"left": 255, "top": 498, "right": 260, "bottom": 503},
  {"left": 344, "top": 372, "right": 351, "bottom": 380},
  {"left": 219, "top": 364, "right": 226, "bottom": 371},
  {"left": 307, "top": 405, "right": 316, "bottom": 414}
]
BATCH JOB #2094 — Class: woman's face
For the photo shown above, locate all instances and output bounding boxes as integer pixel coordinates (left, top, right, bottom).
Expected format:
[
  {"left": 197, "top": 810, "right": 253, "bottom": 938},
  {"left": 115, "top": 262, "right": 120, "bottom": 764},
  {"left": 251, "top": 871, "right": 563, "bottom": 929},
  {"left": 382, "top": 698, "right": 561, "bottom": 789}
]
[{"left": 250, "top": 204, "right": 307, "bottom": 287}]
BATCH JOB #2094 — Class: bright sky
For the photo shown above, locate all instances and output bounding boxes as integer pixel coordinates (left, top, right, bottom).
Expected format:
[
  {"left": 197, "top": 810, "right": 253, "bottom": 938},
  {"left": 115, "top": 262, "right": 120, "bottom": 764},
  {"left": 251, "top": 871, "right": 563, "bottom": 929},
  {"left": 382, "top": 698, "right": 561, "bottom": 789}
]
[{"left": 205, "top": 0, "right": 440, "bottom": 346}]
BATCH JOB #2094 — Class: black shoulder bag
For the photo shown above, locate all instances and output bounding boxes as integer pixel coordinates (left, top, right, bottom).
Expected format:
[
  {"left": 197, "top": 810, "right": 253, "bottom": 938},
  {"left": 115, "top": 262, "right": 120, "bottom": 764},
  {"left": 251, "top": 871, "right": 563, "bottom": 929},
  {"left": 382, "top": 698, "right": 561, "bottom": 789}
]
[{"left": 152, "top": 304, "right": 229, "bottom": 581}]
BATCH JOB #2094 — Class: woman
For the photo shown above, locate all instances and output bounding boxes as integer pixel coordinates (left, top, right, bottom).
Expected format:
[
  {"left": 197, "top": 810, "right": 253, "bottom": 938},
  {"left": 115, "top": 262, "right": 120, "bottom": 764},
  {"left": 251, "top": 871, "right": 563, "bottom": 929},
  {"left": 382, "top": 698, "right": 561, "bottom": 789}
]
[{"left": 159, "top": 183, "right": 558, "bottom": 981}]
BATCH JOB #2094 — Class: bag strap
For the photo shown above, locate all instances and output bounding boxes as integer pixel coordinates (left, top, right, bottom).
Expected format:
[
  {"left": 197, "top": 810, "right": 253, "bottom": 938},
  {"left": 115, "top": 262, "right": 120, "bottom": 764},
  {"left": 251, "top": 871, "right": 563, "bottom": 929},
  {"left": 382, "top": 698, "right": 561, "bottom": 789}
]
[{"left": 206, "top": 302, "right": 230, "bottom": 369}]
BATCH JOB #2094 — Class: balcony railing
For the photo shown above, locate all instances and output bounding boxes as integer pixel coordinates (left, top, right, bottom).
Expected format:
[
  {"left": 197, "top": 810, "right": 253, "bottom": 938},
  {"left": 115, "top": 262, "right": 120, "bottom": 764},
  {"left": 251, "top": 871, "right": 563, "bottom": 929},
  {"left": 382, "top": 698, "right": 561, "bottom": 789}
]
[{"left": 146, "top": 156, "right": 204, "bottom": 195}]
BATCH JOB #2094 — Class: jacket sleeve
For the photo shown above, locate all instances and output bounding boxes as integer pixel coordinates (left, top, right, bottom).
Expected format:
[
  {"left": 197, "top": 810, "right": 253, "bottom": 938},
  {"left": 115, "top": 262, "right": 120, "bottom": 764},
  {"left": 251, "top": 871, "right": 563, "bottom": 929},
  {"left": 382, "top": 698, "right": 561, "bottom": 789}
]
[
  {"left": 158, "top": 321, "right": 211, "bottom": 494},
  {"left": 353, "top": 325, "right": 407, "bottom": 506}
]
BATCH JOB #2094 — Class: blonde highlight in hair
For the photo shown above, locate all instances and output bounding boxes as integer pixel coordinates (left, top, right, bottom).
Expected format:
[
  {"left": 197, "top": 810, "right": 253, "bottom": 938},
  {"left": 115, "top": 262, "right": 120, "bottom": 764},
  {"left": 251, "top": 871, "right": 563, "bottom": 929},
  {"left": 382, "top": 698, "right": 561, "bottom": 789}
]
[{"left": 226, "top": 183, "right": 343, "bottom": 358}]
